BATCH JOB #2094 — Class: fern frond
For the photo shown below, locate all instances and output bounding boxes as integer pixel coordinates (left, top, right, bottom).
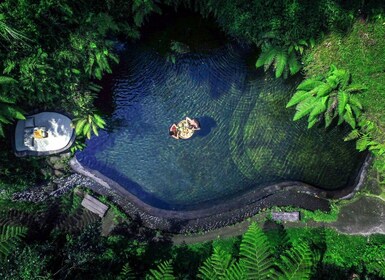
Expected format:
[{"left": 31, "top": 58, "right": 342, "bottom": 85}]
[
  {"left": 344, "top": 129, "right": 361, "bottom": 141},
  {"left": 256, "top": 47, "right": 277, "bottom": 71},
  {"left": 91, "top": 123, "right": 99, "bottom": 136},
  {"left": 147, "top": 260, "right": 175, "bottom": 280},
  {"left": 0, "top": 95, "right": 16, "bottom": 104},
  {"left": 344, "top": 104, "right": 356, "bottom": 129},
  {"left": 118, "top": 263, "right": 135, "bottom": 280},
  {"left": 60, "top": 192, "right": 81, "bottom": 215},
  {"left": 88, "top": 82, "right": 102, "bottom": 93},
  {"left": 0, "top": 225, "right": 28, "bottom": 260},
  {"left": 296, "top": 79, "right": 323, "bottom": 91},
  {"left": 293, "top": 97, "right": 317, "bottom": 121},
  {"left": 93, "top": 114, "right": 106, "bottom": 128},
  {"left": 325, "top": 75, "right": 338, "bottom": 88},
  {"left": 240, "top": 223, "right": 276, "bottom": 279},
  {"left": 287, "top": 52, "right": 301, "bottom": 75},
  {"left": 349, "top": 95, "right": 363, "bottom": 110},
  {"left": 83, "top": 123, "right": 91, "bottom": 139},
  {"left": 337, "top": 114, "right": 344, "bottom": 126},
  {"left": 286, "top": 91, "right": 310, "bottom": 108},
  {"left": 0, "top": 76, "right": 16, "bottom": 84},
  {"left": 276, "top": 242, "right": 313, "bottom": 280},
  {"left": 356, "top": 135, "right": 371, "bottom": 151},
  {"left": 314, "top": 83, "right": 331, "bottom": 97},
  {"left": 307, "top": 118, "right": 318, "bottom": 129},
  {"left": 346, "top": 84, "right": 367, "bottom": 93},
  {"left": 337, "top": 91, "right": 349, "bottom": 116},
  {"left": 274, "top": 50, "right": 287, "bottom": 78},
  {"left": 333, "top": 68, "right": 350, "bottom": 88},
  {"left": 198, "top": 257, "right": 219, "bottom": 280},
  {"left": 224, "top": 260, "right": 247, "bottom": 280},
  {"left": 3, "top": 105, "right": 24, "bottom": 120},
  {"left": 309, "top": 97, "right": 327, "bottom": 119},
  {"left": 75, "top": 119, "right": 87, "bottom": 135},
  {"left": 324, "top": 112, "right": 333, "bottom": 128},
  {"left": 198, "top": 247, "right": 233, "bottom": 280}
]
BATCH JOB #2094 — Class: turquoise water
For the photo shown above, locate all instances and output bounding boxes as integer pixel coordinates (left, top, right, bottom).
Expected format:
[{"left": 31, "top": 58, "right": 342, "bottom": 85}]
[{"left": 77, "top": 44, "right": 364, "bottom": 210}]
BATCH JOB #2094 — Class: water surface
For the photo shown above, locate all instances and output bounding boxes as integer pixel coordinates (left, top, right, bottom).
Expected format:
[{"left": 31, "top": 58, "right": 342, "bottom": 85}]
[{"left": 77, "top": 44, "right": 363, "bottom": 210}]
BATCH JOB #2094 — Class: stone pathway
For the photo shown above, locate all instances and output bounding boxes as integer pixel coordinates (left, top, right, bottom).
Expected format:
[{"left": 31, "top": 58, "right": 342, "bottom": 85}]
[
  {"left": 172, "top": 194, "right": 385, "bottom": 244},
  {"left": 12, "top": 173, "right": 99, "bottom": 202},
  {"left": 172, "top": 214, "right": 267, "bottom": 245},
  {"left": 331, "top": 196, "right": 385, "bottom": 235}
]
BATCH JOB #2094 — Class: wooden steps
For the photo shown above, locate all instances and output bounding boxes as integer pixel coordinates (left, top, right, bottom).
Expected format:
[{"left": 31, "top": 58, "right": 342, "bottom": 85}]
[{"left": 81, "top": 194, "right": 109, "bottom": 218}]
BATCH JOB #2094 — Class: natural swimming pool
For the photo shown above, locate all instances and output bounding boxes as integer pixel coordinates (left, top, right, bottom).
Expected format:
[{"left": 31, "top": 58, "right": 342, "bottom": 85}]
[{"left": 76, "top": 43, "right": 364, "bottom": 210}]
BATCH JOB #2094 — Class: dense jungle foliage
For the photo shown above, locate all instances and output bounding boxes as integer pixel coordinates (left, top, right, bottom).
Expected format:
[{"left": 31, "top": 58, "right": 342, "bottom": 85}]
[
  {"left": 1, "top": 0, "right": 385, "bottom": 279},
  {"left": 2, "top": 210, "right": 385, "bottom": 280}
]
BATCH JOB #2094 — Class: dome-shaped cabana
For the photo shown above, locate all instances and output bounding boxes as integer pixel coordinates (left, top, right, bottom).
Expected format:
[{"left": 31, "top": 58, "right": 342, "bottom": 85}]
[{"left": 13, "top": 112, "right": 76, "bottom": 157}]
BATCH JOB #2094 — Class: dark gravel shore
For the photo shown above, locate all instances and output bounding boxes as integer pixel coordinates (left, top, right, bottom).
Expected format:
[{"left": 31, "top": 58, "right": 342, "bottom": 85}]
[{"left": 62, "top": 155, "right": 370, "bottom": 233}]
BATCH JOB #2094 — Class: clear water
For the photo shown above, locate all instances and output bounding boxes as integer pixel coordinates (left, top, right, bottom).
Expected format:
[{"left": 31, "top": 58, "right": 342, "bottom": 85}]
[{"left": 77, "top": 44, "right": 364, "bottom": 210}]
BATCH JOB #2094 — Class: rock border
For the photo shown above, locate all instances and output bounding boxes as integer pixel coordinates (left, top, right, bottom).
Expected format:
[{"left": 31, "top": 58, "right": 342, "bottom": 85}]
[{"left": 69, "top": 154, "right": 370, "bottom": 233}]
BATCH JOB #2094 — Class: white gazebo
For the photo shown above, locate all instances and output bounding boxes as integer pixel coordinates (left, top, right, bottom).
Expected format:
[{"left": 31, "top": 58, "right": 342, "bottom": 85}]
[{"left": 14, "top": 112, "right": 76, "bottom": 157}]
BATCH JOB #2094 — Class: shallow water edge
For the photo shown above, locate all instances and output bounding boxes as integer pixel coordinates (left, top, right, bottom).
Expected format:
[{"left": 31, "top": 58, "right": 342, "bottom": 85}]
[{"left": 70, "top": 154, "right": 371, "bottom": 233}]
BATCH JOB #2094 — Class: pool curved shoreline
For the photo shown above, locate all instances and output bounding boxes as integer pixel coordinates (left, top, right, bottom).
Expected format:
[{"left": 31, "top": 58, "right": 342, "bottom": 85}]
[{"left": 70, "top": 154, "right": 371, "bottom": 233}]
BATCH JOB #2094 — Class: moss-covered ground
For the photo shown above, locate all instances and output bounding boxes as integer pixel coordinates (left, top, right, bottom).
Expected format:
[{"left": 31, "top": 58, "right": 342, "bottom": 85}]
[{"left": 303, "top": 17, "right": 385, "bottom": 145}]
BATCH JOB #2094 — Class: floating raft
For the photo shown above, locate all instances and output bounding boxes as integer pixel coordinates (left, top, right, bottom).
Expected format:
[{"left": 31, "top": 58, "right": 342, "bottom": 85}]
[{"left": 177, "top": 119, "right": 194, "bottom": 139}]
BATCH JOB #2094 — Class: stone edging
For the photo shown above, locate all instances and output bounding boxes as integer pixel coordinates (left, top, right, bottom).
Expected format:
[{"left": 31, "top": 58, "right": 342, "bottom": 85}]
[{"left": 69, "top": 154, "right": 370, "bottom": 233}]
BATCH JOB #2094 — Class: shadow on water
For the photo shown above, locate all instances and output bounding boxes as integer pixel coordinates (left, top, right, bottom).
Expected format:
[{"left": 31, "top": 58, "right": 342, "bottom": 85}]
[
  {"left": 195, "top": 116, "right": 217, "bottom": 137},
  {"left": 78, "top": 152, "right": 173, "bottom": 209},
  {"left": 185, "top": 46, "right": 249, "bottom": 100}
]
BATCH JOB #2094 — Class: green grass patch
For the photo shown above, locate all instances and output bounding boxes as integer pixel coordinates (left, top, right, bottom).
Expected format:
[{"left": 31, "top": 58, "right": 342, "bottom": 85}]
[
  {"left": 303, "top": 18, "right": 385, "bottom": 136},
  {"left": 300, "top": 202, "right": 340, "bottom": 222},
  {"left": 269, "top": 203, "right": 340, "bottom": 223}
]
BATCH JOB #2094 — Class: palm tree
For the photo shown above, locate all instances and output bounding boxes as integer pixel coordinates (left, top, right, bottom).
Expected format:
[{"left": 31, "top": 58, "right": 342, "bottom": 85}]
[{"left": 286, "top": 65, "right": 366, "bottom": 129}]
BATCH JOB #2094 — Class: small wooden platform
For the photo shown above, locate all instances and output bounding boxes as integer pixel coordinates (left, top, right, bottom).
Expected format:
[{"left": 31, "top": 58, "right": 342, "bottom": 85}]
[
  {"left": 271, "top": 211, "right": 300, "bottom": 222},
  {"left": 81, "top": 194, "right": 109, "bottom": 218}
]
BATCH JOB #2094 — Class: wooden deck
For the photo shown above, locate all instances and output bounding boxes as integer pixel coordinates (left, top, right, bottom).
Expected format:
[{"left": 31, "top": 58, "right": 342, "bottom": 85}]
[
  {"left": 271, "top": 211, "right": 300, "bottom": 222},
  {"left": 81, "top": 194, "right": 109, "bottom": 218}
]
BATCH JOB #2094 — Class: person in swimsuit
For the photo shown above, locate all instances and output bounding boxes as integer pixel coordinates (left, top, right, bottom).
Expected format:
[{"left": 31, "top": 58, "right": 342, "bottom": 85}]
[
  {"left": 169, "top": 123, "right": 180, "bottom": 139},
  {"left": 186, "top": 117, "right": 200, "bottom": 130}
]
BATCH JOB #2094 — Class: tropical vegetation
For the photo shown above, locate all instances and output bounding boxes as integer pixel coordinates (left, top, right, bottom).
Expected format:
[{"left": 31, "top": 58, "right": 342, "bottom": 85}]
[
  {"left": 0, "top": 76, "right": 25, "bottom": 137},
  {"left": 72, "top": 112, "right": 106, "bottom": 140},
  {"left": 0, "top": 0, "right": 385, "bottom": 279},
  {"left": 287, "top": 65, "right": 365, "bottom": 129},
  {"left": 301, "top": 13, "right": 385, "bottom": 177},
  {"left": 1, "top": 206, "right": 385, "bottom": 280}
]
